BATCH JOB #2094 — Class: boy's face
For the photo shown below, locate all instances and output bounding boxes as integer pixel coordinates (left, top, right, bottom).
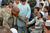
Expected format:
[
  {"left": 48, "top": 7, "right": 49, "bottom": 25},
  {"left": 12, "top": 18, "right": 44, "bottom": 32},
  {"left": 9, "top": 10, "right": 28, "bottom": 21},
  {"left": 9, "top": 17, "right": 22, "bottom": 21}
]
[
  {"left": 9, "top": 3, "right": 13, "bottom": 8},
  {"left": 38, "top": 13, "right": 42, "bottom": 18},
  {"left": 39, "top": 4, "right": 43, "bottom": 9},
  {"left": 34, "top": 8, "right": 38, "bottom": 14},
  {"left": 44, "top": 8, "right": 48, "bottom": 13},
  {"left": 15, "top": 0, "right": 20, "bottom": 4},
  {"left": 47, "top": 15, "right": 50, "bottom": 20},
  {"left": 21, "top": 2, "right": 26, "bottom": 5}
]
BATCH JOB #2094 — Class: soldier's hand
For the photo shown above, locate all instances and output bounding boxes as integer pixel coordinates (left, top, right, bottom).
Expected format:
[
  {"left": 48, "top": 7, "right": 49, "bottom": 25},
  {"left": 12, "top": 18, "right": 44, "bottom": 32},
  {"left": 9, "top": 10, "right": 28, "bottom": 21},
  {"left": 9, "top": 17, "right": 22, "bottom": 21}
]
[
  {"left": 31, "top": 26, "right": 35, "bottom": 29},
  {"left": 24, "top": 17, "right": 28, "bottom": 21}
]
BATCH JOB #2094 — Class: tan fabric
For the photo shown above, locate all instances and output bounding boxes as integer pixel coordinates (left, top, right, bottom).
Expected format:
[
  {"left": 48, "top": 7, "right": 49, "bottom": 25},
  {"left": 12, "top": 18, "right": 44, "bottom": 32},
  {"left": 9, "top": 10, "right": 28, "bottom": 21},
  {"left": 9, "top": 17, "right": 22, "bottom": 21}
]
[{"left": 1, "top": 8, "right": 12, "bottom": 28}]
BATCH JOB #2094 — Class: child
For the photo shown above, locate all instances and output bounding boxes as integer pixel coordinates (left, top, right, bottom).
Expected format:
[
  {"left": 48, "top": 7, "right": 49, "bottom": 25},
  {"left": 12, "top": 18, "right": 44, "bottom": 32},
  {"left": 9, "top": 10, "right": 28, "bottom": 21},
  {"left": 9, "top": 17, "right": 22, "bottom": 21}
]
[
  {"left": 39, "top": 3, "right": 44, "bottom": 12},
  {"left": 7, "top": 1, "right": 13, "bottom": 8},
  {"left": 43, "top": 6, "right": 49, "bottom": 21},
  {"left": 1, "top": 3, "right": 7, "bottom": 8},
  {"left": 26, "top": 12, "right": 44, "bottom": 33},
  {"left": 29, "top": 7, "right": 39, "bottom": 28},
  {"left": 30, "top": 7, "right": 39, "bottom": 20},
  {"left": 44, "top": 13, "right": 50, "bottom": 33},
  {"left": 13, "top": 0, "right": 20, "bottom": 7},
  {"left": 17, "top": 0, "right": 31, "bottom": 33}
]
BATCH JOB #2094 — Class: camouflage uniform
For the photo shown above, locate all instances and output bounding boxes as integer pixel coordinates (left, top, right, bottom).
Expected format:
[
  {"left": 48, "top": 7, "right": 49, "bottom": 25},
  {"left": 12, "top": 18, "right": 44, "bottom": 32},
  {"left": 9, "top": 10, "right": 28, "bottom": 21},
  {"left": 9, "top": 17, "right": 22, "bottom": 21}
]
[
  {"left": 1, "top": 8, "right": 12, "bottom": 29},
  {"left": 1, "top": 8, "right": 26, "bottom": 29}
]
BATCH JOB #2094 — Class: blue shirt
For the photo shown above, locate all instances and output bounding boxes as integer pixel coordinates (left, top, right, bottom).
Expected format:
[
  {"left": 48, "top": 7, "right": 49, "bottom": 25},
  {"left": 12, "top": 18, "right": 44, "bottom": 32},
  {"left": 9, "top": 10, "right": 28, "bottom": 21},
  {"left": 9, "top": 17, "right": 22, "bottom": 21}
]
[
  {"left": 0, "top": 0, "right": 2, "bottom": 7},
  {"left": 17, "top": 3, "right": 31, "bottom": 27}
]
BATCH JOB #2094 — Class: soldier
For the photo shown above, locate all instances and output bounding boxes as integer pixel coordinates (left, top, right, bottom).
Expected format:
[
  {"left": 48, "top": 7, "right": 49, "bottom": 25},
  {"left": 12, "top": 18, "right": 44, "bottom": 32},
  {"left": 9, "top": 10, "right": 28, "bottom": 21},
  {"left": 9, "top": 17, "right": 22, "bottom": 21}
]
[{"left": 1, "top": 7, "right": 26, "bottom": 29}]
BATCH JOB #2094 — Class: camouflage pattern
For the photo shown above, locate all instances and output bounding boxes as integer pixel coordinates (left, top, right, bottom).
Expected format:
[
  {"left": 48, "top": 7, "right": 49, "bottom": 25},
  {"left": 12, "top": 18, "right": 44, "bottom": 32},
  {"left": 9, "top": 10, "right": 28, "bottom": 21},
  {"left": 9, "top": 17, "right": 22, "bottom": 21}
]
[
  {"left": 1, "top": 8, "right": 12, "bottom": 29},
  {"left": 0, "top": 8, "right": 26, "bottom": 29}
]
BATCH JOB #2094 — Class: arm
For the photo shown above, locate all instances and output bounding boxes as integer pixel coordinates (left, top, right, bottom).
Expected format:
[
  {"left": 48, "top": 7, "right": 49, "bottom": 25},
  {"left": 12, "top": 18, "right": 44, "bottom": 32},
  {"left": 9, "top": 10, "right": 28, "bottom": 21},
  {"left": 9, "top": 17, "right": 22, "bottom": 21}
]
[
  {"left": 28, "top": 19, "right": 35, "bottom": 25},
  {"left": 25, "top": 4, "right": 31, "bottom": 19},
  {"left": 17, "top": 14, "right": 26, "bottom": 23}
]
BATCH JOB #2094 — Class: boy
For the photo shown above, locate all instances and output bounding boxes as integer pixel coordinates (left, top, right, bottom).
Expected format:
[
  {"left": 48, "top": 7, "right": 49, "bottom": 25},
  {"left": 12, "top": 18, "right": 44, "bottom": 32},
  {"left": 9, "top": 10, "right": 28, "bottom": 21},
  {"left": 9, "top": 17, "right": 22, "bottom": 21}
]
[
  {"left": 29, "top": 7, "right": 39, "bottom": 28},
  {"left": 17, "top": 0, "right": 31, "bottom": 33},
  {"left": 39, "top": 3, "right": 44, "bottom": 12},
  {"left": 7, "top": 1, "right": 13, "bottom": 8},
  {"left": 13, "top": 0, "right": 20, "bottom": 7},
  {"left": 30, "top": 7, "right": 39, "bottom": 20},
  {"left": 44, "top": 13, "right": 50, "bottom": 33},
  {"left": 1, "top": 3, "right": 7, "bottom": 8},
  {"left": 43, "top": 6, "right": 49, "bottom": 21}
]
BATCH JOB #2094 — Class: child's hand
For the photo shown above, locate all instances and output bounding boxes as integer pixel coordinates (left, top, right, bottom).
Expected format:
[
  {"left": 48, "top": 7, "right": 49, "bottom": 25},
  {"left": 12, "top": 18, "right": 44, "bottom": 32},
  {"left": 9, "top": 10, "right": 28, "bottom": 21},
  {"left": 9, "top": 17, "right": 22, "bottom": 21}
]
[
  {"left": 41, "top": 24, "right": 44, "bottom": 26},
  {"left": 31, "top": 26, "right": 35, "bottom": 29},
  {"left": 25, "top": 23, "right": 29, "bottom": 27}
]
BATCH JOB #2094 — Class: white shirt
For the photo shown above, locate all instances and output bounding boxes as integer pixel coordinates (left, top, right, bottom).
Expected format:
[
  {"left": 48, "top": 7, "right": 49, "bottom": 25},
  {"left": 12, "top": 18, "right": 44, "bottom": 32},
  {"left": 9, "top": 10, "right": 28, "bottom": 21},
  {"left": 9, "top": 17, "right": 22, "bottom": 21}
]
[{"left": 45, "top": 1, "right": 49, "bottom": 6}]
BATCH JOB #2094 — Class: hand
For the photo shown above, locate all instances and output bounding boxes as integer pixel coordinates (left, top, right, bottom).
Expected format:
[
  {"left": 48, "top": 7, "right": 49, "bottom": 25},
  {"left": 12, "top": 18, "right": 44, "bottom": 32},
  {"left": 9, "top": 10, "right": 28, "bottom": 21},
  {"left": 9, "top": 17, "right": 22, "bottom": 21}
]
[
  {"left": 24, "top": 17, "right": 28, "bottom": 21},
  {"left": 41, "top": 24, "right": 44, "bottom": 26},
  {"left": 25, "top": 23, "right": 29, "bottom": 27},
  {"left": 31, "top": 26, "right": 35, "bottom": 29}
]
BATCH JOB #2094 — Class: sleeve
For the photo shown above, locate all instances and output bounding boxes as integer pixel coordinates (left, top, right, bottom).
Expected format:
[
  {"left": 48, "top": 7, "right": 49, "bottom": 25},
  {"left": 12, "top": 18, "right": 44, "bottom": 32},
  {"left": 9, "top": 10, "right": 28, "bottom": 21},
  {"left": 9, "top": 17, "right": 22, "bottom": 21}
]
[
  {"left": 28, "top": 17, "right": 37, "bottom": 25},
  {"left": 26, "top": 4, "right": 31, "bottom": 19},
  {"left": 17, "top": 14, "right": 26, "bottom": 23}
]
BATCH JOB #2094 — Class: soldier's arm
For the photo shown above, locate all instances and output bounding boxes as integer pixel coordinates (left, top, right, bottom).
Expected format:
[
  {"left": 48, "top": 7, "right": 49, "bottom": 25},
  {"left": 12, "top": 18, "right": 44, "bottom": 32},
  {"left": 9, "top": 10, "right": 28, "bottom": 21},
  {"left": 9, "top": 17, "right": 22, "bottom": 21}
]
[{"left": 17, "top": 14, "right": 26, "bottom": 23}]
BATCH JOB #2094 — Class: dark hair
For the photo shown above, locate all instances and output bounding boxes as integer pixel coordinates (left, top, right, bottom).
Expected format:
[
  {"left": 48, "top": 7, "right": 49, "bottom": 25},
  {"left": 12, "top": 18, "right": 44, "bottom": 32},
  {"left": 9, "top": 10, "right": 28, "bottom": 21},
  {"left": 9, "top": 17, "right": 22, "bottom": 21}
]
[
  {"left": 48, "top": 12, "right": 50, "bottom": 16},
  {"left": 39, "top": 12, "right": 43, "bottom": 17},
  {"left": 35, "top": 7, "right": 39, "bottom": 11},
  {"left": 20, "top": 0, "right": 26, "bottom": 2},
  {"left": 44, "top": 6, "right": 49, "bottom": 10},
  {"left": 8, "top": 1, "right": 13, "bottom": 5},
  {"left": 1, "top": 3, "right": 7, "bottom": 7},
  {"left": 40, "top": 3, "right": 44, "bottom": 6}
]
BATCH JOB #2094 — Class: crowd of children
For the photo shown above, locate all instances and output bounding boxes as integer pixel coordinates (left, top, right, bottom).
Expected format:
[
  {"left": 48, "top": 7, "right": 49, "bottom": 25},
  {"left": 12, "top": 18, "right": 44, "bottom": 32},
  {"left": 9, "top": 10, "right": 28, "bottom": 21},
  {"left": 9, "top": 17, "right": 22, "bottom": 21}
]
[{"left": 0, "top": 0, "right": 50, "bottom": 33}]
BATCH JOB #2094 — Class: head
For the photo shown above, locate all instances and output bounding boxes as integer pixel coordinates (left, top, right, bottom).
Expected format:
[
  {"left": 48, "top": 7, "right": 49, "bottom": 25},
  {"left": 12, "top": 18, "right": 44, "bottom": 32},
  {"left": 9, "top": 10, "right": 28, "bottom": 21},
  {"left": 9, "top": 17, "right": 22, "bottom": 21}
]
[
  {"left": 15, "top": 0, "right": 20, "bottom": 4},
  {"left": 34, "top": 7, "right": 39, "bottom": 14},
  {"left": 8, "top": 1, "right": 13, "bottom": 8},
  {"left": 40, "top": 0, "right": 42, "bottom": 1},
  {"left": 44, "top": 6, "right": 49, "bottom": 13},
  {"left": 37, "top": 12, "right": 43, "bottom": 18},
  {"left": 39, "top": 3, "right": 44, "bottom": 9},
  {"left": 20, "top": 0, "right": 26, "bottom": 5},
  {"left": 1, "top": 3, "right": 7, "bottom": 8},
  {"left": 47, "top": 13, "right": 50, "bottom": 20},
  {"left": 12, "top": 7, "right": 20, "bottom": 16},
  {"left": 0, "top": 26, "right": 12, "bottom": 33}
]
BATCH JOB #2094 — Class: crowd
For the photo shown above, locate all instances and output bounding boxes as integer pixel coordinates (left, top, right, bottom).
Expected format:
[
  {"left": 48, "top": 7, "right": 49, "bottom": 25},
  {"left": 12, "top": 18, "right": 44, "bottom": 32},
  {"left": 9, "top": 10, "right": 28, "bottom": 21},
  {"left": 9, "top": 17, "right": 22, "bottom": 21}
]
[{"left": 0, "top": 0, "right": 50, "bottom": 33}]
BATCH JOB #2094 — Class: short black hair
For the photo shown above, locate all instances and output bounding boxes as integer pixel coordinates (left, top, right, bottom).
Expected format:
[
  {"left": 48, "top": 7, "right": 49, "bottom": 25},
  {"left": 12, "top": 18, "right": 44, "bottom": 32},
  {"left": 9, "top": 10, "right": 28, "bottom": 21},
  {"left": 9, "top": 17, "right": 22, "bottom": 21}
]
[
  {"left": 35, "top": 7, "right": 39, "bottom": 11},
  {"left": 8, "top": 1, "right": 13, "bottom": 5},
  {"left": 1, "top": 3, "right": 7, "bottom": 7},
  {"left": 40, "top": 3, "right": 44, "bottom": 6},
  {"left": 20, "top": 0, "right": 26, "bottom": 2},
  {"left": 48, "top": 12, "right": 50, "bottom": 16},
  {"left": 39, "top": 12, "right": 43, "bottom": 17},
  {"left": 44, "top": 6, "right": 49, "bottom": 10}
]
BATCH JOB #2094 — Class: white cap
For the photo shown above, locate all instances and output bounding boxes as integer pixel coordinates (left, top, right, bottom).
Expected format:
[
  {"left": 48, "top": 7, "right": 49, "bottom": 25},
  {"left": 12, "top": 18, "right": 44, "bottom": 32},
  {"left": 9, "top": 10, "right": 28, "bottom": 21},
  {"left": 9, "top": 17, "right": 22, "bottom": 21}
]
[
  {"left": 10, "top": 28, "right": 18, "bottom": 33},
  {"left": 45, "top": 20, "right": 50, "bottom": 26}
]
